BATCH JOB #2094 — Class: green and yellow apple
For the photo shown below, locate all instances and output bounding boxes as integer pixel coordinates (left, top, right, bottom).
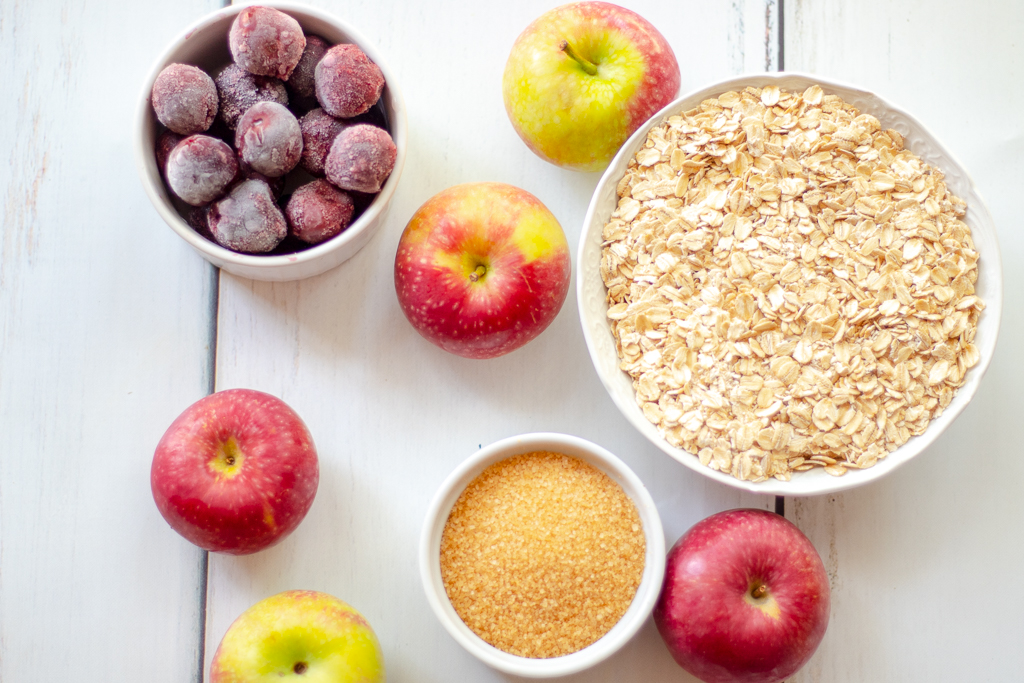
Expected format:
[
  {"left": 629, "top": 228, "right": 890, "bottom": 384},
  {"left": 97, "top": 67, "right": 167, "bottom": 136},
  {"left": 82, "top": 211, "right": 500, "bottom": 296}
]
[
  {"left": 210, "top": 590, "right": 385, "bottom": 683},
  {"left": 502, "top": 1, "right": 680, "bottom": 172},
  {"left": 394, "top": 182, "right": 570, "bottom": 359}
]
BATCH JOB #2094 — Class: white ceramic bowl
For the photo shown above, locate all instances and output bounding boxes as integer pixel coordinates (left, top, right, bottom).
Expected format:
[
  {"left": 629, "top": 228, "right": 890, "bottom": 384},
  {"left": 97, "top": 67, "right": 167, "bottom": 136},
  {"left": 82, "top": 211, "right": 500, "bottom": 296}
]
[
  {"left": 134, "top": 1, "right": 407, "bottom": 281},
  {"left": 578, "top": 72, "right": 1003, "bottom": 496},
  {"left": 419, "top": 432, "right": 665, "bottom": 678}
]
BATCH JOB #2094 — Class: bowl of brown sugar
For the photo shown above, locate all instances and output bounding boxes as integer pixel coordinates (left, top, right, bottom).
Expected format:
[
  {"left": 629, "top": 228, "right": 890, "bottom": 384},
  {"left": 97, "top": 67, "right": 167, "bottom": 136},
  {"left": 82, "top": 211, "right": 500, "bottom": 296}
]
[{"left": 419, "top": 433, "right": 665, "bottom": 677}]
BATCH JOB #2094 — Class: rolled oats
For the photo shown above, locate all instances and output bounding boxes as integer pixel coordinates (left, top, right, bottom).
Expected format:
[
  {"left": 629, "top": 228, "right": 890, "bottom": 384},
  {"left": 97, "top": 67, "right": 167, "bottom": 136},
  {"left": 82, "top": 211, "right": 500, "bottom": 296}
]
[{"left": 601, "top": 85, "right": 984, "bottom": 482}]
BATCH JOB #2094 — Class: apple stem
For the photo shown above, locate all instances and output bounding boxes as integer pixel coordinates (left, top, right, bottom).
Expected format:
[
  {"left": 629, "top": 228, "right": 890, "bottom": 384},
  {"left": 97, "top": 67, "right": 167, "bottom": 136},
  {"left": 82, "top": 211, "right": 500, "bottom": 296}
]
[
  {"left": 750, "top": 583, "right": 768, "bottom": 600},
  {"left": 560, "top": 40, "right": 598, "bottom": 76},
  {"left": 469, "top": 265, "right": 487, "bottom": 282}
]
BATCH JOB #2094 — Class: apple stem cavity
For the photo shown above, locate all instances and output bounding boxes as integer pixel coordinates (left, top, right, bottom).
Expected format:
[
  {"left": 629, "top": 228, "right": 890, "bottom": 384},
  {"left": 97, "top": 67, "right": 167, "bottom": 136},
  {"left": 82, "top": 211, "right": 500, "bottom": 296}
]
[
  {"left": 210, "top": 436, "right": 245, "bottom": 477},
  {"left": 469, "top": 264, "right": 487, "bottom": 282},
  {"left": 559, "top": 40, "right": 598, "bottom": 76}
]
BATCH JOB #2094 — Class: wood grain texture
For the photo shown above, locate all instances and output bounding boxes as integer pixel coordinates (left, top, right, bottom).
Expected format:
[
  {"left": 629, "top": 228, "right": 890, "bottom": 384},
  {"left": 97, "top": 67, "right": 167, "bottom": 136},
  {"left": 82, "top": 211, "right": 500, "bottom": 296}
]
[
  {"left": 0, "top": 1, "right": 221, "bottom": 681},
  {"left": 785, "top": 1, "right": 1024, "bottom": 680},
  {"left": 206, "top": 2, "right": 778, "bottom": 682}
]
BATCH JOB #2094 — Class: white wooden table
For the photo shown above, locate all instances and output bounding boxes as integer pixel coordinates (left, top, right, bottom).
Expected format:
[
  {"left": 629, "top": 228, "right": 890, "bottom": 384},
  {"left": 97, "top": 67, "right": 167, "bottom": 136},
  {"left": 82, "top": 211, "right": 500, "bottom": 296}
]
[{"left": 2, "top": 1, "right": 1021, "bottom": 681}]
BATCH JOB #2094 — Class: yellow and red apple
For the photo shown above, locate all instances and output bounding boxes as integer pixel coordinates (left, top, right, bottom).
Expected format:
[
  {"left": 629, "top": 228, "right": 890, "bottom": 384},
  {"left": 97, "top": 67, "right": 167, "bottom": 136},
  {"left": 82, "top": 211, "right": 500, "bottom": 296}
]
[
  {"left": 503, "top": 1, "right": 680, "bottom": 172},
  {"left": 210, "top": 590, "right": 384, "bottom": 683},
  {"left": 394, "top": 182, "right": 570, "bottom": 359}
]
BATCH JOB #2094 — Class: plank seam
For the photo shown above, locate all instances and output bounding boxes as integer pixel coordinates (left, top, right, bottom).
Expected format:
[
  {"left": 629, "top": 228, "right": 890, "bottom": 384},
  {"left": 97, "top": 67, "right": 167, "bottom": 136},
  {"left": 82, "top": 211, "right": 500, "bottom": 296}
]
[
  {"left": 777, "top": 0, "right": 785, "bottom": 70},
  {"left": 197, "top": 263, "right": 220, "bottom": 683},
  {"left": 196, "top": 551, "right": 210, "bottom": 683},
  {"left": 770, "top": 0, "right": 785, "bottom": 517}
]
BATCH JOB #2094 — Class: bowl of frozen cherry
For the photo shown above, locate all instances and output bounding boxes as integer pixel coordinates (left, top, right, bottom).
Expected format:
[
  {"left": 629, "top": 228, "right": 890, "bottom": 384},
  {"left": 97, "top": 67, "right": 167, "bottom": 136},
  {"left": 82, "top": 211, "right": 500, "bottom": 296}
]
[{"left": 135, "top": 2, "right": 406, "bottom": 281}]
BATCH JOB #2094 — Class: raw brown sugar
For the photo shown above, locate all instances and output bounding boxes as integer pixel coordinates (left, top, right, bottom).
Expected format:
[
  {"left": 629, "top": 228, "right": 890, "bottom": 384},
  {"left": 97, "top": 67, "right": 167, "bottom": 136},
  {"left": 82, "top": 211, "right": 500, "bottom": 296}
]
[{"left": 439, "top": 451, "right": 645, "bottom": 658}]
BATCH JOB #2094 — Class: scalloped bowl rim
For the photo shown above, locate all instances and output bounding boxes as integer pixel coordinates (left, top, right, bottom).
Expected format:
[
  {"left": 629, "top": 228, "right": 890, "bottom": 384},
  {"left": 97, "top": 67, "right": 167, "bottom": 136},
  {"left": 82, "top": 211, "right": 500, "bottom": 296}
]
[{"left": 577, "top": 72, "right": 1003, "bottom": 497}]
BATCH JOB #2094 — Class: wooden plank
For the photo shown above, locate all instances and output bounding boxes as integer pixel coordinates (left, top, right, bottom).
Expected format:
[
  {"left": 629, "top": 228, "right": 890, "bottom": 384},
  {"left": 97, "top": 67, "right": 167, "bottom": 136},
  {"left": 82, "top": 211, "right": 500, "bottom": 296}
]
[
  {"left": 206, "top": 1, "right": 779, "bottom": 681},
  {"left": 0, "top": 1, "right": 221, "bottom": 681},
  {"left": 784, "top": 1, "right": 1024, "bottom": 679}
]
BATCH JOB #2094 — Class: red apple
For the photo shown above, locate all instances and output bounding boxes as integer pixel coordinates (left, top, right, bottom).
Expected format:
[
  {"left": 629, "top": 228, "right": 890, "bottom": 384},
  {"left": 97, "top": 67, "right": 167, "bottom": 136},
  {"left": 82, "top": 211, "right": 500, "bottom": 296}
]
[
  {"left": 211, "top": 590, "right": 384, "bottom": 683},
  {"left": 151, "top": 388, "right": 318, "bottom": 555},
  {"left": 502, "top": 2, "right": 680, "bottom": 172},
  {"left": 653, "top": 509, "right": 830, "bottom": 683},
  {"left": 393, "top": 182, "right": 571, "bottom": 359}
]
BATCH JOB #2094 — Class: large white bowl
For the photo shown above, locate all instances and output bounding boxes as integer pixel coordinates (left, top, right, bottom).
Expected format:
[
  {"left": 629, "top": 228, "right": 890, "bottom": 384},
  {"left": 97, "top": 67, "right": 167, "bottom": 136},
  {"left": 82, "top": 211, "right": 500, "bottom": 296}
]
[
  {"left": 419, "top": 433, "right": 665, "bottom": 678},
  {"left": 578, "top": 72, "right": 1003, "bottom": 496},
  {"left": 134, "top": 1, "right": 407, "bottom": 281}
]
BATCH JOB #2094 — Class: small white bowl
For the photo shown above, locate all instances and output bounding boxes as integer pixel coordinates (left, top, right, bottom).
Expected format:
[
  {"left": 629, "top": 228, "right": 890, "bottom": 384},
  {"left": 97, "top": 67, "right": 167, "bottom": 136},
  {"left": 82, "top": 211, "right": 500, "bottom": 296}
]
[
  {"left": 134, "top": 1, "right": 407, "bottom": 281},
  {"left": 578, "top": 72, "right": 1003, "bottom": 496},
  {"left": 419, "top": 432, "right": 665, "bottom": 678}
]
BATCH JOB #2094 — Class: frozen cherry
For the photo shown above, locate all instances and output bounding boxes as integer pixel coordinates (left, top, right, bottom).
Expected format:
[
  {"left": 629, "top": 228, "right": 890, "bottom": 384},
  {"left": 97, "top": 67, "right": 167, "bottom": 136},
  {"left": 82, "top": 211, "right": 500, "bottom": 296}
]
[
  {"left": 208, "top": 179, "right": 287, "bottom": 253},
  {"left": 215, "top": 63, "right": 288, "bottom": 130},
  {"left": 155, "top": 130, "right": 184, "bottom": 179},
  {"left": 324, "top": 124, "right": 396, "bottom": 193},
  {"left": 285, "top": 179, "right": 355, "bottom": 244},
  {"left": 229, "top": 6, "right": 305, "bottom": 81},
  {"left": 240, "top": 164, "right": 286, "bottom": 198},
  {"left": 151, "top": 63, "right": 219, "bottom": 135},
  {"left": 315, "top": 44, "right": 384, "bottom": 118},
  {"left": 187, "top": 205, "right": 214, "bottom": 241},
  {"left": 235, "top": 101, "right": 302, "bottom": 178},
  {"left": 298, "top": 108, "right": 346, "bottom": 176},
  {"left": 165, "top": 135, "right": 238, "bottom": 206},
  {"left": 287, "top": 35, "right": 329, "bottom": 110}
]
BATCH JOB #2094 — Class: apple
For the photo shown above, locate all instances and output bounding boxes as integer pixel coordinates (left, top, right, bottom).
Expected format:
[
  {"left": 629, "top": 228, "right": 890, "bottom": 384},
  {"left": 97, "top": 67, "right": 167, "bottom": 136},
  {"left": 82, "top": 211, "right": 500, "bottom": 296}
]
[
  {"left": 653, "top": 509, "right": 830, "bottom": 683},
  {"left": 151, "top": 388, "right": 318, "bottom": 555},
  {"left": 502, "top": 2, "right": 680, "bottom": 172},
  {"left": 210, "top": 590, "right": 385, "bottom": 683},
  {"left": 394, "top": 182, "right": 571, "bottom": 359}
]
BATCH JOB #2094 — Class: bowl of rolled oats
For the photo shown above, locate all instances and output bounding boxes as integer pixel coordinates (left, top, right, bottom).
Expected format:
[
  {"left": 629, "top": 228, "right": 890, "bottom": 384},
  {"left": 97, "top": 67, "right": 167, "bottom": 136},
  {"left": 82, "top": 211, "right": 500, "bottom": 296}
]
[{"left": 578, "top": 73, "right": 1002, "bottom": 495}]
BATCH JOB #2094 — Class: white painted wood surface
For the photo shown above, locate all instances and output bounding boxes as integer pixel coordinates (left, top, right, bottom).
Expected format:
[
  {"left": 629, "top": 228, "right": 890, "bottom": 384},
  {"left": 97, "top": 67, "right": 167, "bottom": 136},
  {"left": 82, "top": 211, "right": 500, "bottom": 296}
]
[
  {"left": 4, "top": 0, "right": 1022, "bottom": 681},
  {"left": 784, "top": 2, "right": 1024, "bottom": 680},
  {"left": 207, "top": 2, "right": 775, "bottom": 682},
  {"left": 0, "top": 0, "right": 221, "bottom": 681}
]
